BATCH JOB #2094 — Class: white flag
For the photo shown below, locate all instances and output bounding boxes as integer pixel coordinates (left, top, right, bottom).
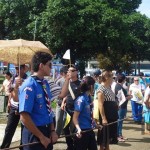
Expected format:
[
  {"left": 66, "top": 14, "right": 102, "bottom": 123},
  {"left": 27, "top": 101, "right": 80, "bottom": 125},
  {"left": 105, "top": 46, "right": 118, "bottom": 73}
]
[
  {"left": 63, "top": 49, "right": 70, "bottom": 60},
  {"left": 117, "top": 89, "right": 126, "bottom": 106}
]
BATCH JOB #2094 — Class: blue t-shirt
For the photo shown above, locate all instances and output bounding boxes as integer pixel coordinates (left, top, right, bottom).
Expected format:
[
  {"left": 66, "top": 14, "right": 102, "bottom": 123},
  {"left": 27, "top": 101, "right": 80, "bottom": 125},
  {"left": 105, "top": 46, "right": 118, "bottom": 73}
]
[
  {"left": 19, "top": 76, "right": 53, "bottom": 126},
  {"left": 74, "top": 93, "right": 92, "bottom": 129}
]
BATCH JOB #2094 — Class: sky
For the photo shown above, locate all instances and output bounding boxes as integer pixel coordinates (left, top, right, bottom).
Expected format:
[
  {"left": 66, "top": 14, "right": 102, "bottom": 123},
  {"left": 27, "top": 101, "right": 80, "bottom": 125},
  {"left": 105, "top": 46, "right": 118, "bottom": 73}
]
[{"left": 137, "top": 0, "right": 150, "bottom": 18}]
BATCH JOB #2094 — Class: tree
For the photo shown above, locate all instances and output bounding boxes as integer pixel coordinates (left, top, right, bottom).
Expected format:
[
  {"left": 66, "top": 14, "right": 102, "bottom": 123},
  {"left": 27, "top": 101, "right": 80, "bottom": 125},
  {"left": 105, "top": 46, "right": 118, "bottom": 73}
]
[
  {"left": 102, "top": 0, "right": 142, "bottom": 14},
  {"left": 0, "top": 0, "right": 47, "bottom": 40}
]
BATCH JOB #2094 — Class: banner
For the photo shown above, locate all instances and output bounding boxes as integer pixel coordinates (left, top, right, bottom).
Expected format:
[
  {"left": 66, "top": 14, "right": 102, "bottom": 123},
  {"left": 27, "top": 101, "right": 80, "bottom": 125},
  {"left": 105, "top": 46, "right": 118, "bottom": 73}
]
[{"left": 116, "top": 89, "right": 126, "bottom": 106}]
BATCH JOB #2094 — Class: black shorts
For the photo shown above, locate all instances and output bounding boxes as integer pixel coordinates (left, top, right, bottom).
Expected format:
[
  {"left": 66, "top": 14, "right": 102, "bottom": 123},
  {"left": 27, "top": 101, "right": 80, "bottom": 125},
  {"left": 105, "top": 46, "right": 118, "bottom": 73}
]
[{"left": 74, "top": 130, "right": 97, "bottom": 150}]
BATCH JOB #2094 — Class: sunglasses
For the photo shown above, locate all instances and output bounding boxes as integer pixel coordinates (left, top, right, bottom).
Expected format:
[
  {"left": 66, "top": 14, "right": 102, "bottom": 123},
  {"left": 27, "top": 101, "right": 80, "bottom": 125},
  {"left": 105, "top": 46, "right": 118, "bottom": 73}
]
[{"left": 134, "top": 80, "right": 139, "bottom": 81}]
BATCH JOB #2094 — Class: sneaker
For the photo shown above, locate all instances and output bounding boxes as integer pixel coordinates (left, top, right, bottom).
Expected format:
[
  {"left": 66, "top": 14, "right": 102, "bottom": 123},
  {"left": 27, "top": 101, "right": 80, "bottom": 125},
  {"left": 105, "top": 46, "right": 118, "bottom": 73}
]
[
  {"left": 120, "top": 136, "right": 128, "bottom": 140},
  {"left": 117, "top": 137, "right": 125, "bottom": 142}
]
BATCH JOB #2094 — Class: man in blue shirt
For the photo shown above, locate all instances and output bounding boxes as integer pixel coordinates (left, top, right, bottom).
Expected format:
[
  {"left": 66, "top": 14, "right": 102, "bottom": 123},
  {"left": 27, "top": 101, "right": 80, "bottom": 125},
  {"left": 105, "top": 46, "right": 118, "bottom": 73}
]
[{"left": 19, "top": 51, "right": 70, "bottom": 150}]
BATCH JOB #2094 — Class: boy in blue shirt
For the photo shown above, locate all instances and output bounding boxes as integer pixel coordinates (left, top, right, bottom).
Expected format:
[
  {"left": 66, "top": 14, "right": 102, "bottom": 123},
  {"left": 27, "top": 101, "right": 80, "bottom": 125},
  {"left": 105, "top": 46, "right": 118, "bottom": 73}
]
[{"left": 19, "top": 51, "right": 70, "bottom": 150}]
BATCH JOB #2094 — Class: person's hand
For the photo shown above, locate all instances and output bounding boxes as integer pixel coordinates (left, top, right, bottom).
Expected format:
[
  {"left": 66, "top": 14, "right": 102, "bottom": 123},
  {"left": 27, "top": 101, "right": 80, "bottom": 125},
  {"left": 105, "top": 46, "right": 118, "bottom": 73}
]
[
  {"left": 39, "top": 135, "right": 51, "bottom": 149},
  {"left": 50, "top": 131, "right": 58, "bottom": 143},
  {"left": 126, "top": 95, "right": 133, "bottom": 100},
  {"left": 96, "top": 124, "right": 103, "bottom": 130},
  {"left": 15, "top": 77, "right": 23, "bottom": 88},
  {"left": 76, "top": 128, "right": 82, "bottom": 138},
  {"left": 61, "top": 102, "right": 66, "bottom": 110},
  {"left": 102, "top": 118, "right": 108, "bottom": 125},
  {"left": 65, "top": 72, "right": 71, "bottom": 80}
]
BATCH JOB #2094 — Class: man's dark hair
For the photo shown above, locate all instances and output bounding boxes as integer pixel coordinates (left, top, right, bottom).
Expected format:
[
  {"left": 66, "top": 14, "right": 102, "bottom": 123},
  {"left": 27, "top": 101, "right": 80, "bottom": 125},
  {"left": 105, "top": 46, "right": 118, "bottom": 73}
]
[
  {"left": 31, "top": 51, "right": 52, "bottom": 72},
  {"left": 60, "top": 66, "right": 68, "bottom": 74},
  {"left": 139, "top": 72, "right": 144, "bottom": 77},
  {"left": 80, "top": 76, "right": 95, "bottom": 93},
  {"left": 117, "top": 74, "right": 126, "bottom": 83},
  {"left": 15, "top": 64, "right": 25, "bottom": 70},
  {"left": 5, "top": 71, "right": 12, "bottom": 78}
]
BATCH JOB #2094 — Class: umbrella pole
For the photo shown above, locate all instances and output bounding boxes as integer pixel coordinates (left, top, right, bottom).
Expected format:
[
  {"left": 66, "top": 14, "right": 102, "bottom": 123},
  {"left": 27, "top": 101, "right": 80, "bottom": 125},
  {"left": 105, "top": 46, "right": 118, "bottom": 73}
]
[{"left": 17, "top": 53, "right": 20, "bottom": 76}]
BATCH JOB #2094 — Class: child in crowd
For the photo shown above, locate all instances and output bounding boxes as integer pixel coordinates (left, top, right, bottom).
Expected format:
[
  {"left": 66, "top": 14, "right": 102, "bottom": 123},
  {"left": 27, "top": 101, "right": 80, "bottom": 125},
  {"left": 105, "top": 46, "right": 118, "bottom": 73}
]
[{"left": 73, "top": 76, "right": 98, "bottom": 150}]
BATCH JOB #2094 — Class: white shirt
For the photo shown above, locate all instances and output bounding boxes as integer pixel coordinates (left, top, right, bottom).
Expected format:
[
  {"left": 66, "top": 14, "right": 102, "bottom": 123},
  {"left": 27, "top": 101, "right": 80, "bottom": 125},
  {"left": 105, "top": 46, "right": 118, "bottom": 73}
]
[
  {"left": 111, "top": 81, "right": 117, "bottom": 93},
  {"left": 129, "top": 83, "right": 145, "bottom": 101},
  {"left": 2, "top": 79, "right": 11, "bottom": 96}
]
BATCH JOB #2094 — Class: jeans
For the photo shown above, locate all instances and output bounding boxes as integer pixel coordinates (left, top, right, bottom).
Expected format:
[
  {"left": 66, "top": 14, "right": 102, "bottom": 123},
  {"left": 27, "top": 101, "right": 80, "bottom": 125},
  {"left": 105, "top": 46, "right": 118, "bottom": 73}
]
[
  {"left": 131, "top": 100, "right": 143, "bottom": 122},
  {"left": 117, "top": 108, "right": 127, "bottom": 136},
  {"left": 55, "top": 104, "right": 65, "bottom": 136}
]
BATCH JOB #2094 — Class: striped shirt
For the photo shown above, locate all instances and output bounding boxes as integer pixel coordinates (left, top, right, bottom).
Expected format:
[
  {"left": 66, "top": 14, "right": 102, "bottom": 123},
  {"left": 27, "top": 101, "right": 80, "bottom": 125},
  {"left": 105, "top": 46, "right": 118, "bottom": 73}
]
[
  {"left": 97, "top": 84, "right": 118, "bottom": 120},
  {"left": 48, "top": 80, "right": 61, "bottom": 101},
  {"left": 97, "top": 84, "right": 116, "bottom": 102}
]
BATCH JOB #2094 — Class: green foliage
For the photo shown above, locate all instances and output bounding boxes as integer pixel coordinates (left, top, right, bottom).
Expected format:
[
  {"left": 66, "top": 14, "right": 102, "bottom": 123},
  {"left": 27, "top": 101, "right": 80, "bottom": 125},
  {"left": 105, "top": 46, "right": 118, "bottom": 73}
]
[{"left": 0, "top": 0, "right": 150, "bottom": 72}]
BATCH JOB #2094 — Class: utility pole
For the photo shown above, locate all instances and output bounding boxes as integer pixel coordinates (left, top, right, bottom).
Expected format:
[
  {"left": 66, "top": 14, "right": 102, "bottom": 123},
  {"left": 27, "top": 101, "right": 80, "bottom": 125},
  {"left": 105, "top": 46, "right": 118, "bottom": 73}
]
[{"left": 33, "top": 18, "right": 37, "bottom": 41}]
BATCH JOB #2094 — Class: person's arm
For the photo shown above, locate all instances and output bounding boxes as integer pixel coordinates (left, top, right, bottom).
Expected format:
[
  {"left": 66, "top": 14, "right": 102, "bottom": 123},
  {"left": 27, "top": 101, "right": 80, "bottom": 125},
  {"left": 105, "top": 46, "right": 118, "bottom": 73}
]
[
  {"left": 7, "top": 93, "right": 12, "bottom": 113},
  {"left": 0, "top": 84, "right": 4, "bottom": 93},
  {"left": 58, "top": 79, "right": 70, "bottom": 98},
  {"left": 50, "top": 122, "right": 58, "bottom": 143},
  {"left": 20, "top": 112, "right": 51, "bottom": 148},
  {"left": 61, "top": 97, "right": 67, "bottom": 110},
  {"left": 58, "top": 72, "right": 71, "bottom": 99},
  {"left": 12, "top": 77, "right": 23, "bottom": 102},
  {"left": 73, "top": 111, "right": 82, "bottom": 138},
  {"left": 97, "top": 91, "right": 107, "bottom": 125}
]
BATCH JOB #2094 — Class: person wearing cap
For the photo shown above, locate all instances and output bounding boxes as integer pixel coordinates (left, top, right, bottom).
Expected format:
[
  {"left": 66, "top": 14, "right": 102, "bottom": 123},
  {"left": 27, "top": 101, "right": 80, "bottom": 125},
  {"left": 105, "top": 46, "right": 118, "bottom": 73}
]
[
  {"left": 61, "top": 65, "right": 81, "bottom": 150},
  {"left": 55, "top": 66, "right": 68, "bottom": 136},
  {"left": 115, "top": 74, "right": 132, "bottom": 142},
  {"left": 25, "top": 64, "right": 31, "bottom": 77},
  {"left": 129, "top": 77, "right": 145, "bottom": 124}
]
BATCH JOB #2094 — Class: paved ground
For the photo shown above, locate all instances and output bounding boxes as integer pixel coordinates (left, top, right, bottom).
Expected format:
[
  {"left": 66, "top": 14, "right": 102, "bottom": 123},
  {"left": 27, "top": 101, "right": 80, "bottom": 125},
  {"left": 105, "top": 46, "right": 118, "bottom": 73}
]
[{"left": 0, "top": 106, "right": 150, "bottom": 150}]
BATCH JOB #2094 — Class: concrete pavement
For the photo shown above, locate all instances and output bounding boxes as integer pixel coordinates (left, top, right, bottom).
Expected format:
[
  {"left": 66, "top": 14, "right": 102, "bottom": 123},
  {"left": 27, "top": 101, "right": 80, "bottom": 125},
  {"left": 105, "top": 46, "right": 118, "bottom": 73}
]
[
  {"left": 0, "top": 124, "right": 21, "bottom": 146},
  {"left": 0, "top": 103, "right": 150, "bottom": 150}
]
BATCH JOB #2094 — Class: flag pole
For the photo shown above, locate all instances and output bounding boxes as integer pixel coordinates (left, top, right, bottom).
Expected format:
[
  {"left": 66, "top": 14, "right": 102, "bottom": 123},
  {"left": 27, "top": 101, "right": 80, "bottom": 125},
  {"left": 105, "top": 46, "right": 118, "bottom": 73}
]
[{"left": 69, "top": 57, "right": 71, "bottom": 67}]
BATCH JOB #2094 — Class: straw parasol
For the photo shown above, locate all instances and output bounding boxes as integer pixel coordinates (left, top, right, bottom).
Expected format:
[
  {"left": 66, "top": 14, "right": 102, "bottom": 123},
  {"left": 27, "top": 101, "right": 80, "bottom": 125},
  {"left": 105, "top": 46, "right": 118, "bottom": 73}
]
[{"left": 0, "top": 39, "right": 53, "bottom": 65}]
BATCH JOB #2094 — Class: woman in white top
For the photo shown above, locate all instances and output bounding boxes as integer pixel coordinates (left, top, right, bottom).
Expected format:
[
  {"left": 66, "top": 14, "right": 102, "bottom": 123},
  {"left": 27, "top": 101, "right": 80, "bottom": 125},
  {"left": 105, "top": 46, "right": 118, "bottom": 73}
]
[{"left": 0, "top": 71, "right": 12, "bottom": 112}]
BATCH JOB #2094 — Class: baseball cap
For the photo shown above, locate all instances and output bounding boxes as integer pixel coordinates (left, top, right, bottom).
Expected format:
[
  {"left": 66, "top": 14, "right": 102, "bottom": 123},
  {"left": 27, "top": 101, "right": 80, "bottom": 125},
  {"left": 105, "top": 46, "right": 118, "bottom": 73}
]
[
  {"left": 93, "top": 69, "right": 101, "bottom": 76},
  {"left": 68, "top": 64, "right": 78, "bottom": 71},
  {"left": 15, "top": 64, "right": 25, "bottom": 69}
]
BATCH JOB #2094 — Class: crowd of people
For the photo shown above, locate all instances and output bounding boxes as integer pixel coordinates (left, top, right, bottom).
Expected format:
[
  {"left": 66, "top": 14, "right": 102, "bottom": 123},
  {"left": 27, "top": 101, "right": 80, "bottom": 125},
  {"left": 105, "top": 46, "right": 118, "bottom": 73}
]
[{"left": 0, "top": 51, "right": 150, "bottom": 150}]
